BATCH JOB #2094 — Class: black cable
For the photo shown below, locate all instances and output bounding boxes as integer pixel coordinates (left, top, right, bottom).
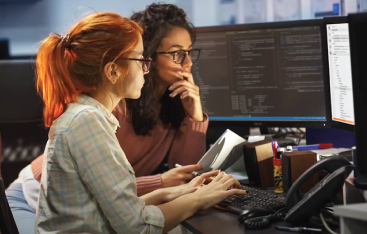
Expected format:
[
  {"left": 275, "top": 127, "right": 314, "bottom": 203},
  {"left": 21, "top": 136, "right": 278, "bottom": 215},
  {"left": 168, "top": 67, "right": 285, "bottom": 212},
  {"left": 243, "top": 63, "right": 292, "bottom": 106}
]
[{"left": 242, "top": 208, "right": 287, "bottom": 230}]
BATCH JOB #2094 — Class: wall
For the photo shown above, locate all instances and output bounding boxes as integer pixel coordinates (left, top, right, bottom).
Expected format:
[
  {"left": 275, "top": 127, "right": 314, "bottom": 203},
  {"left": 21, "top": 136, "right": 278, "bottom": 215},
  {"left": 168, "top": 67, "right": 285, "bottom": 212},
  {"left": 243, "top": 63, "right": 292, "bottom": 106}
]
[
  {"left": 0, "top": 0, "right": 361, "bottom": 57},
  {"left": 0, "top": 0, "right": 176, "bottom": 56},
  {"left": 190, "top": 0, "right": 359, "bottom": 26}
]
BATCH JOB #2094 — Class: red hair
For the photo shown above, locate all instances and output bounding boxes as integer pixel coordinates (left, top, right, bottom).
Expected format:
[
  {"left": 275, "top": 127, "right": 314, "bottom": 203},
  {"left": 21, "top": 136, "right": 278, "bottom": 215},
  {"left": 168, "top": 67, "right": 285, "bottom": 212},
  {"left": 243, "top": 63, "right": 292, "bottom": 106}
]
[{"left": 36, "top": 12, "right": 143, "bottom": 127}]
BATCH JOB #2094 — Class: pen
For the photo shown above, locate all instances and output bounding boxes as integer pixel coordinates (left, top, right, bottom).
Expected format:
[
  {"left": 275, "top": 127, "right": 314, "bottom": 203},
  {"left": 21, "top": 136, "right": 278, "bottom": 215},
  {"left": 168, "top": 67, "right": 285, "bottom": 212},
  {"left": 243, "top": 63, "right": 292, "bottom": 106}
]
[
  {"left": 175, "top": 164, "right": 201, "bottom": 176},
  {"left": 275, "top": 225, "right": 322, "bottom": 233},
  {"left": 292, "top": 143, "right": 333, "bottom": 151}
]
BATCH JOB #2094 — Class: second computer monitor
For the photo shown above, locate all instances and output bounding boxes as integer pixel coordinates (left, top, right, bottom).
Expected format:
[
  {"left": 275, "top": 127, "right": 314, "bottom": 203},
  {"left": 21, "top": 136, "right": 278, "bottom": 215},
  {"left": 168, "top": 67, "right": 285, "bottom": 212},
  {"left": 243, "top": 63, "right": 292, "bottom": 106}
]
[
  {"left": 348, "top": 12, "right": 367, "bottom": 178},
  {"left": 192, "top": 19, "right": 328, "bottom": 128},
  {"left": 321, "top": 16, "right": 354, "bottom": 132}
]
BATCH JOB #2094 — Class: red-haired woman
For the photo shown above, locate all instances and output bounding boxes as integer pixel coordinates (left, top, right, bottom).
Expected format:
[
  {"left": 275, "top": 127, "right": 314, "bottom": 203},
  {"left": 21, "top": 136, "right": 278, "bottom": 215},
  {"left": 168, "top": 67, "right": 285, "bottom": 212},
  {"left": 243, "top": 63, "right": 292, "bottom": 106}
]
[
  {"left": 7, "top": 4, "right": 210, "bottom": 233},
  {"left": 33, "top": 12, "right": 244, "bottom": 233}
]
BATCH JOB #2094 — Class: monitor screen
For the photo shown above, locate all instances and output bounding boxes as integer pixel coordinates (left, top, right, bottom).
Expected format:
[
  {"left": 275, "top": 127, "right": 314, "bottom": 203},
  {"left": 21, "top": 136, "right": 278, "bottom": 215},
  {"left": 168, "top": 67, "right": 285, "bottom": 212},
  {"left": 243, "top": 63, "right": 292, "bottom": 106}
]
[
  {"left": 348, "top": 12, "right": 367, "bottom": 181},
  {"left": 321, "top": 16, "right": 354, "bottom": 132},
  {"left": 0, "top": 38, "right": 9, "bottom": 59},
  {"left": 0, "top": 59, "right": 43, "bottom": 123},
  {"left": 192, "top": 19, "right": 329, "bottom": 128}
]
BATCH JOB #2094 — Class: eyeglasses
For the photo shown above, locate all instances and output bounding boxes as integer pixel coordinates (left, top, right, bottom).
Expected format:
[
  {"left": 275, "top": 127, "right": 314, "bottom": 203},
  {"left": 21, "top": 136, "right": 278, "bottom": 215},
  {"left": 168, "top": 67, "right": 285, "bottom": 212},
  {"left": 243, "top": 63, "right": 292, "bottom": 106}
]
[
  {"left": 156, "top": 49, "right": 200, "bottom": 64},
  {"left": 119, "top": 57, "right": 152, "bottom": 74}
]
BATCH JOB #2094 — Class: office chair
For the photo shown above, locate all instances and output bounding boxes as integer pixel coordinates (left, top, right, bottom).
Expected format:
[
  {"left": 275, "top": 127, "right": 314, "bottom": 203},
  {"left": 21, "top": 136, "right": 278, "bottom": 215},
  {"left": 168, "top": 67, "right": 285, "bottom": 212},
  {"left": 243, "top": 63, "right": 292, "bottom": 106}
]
[
  {"left": 0, "top": 59, "right": 48, "bottom": 188},
  {"left": 0, "top": 132, "right": 20, "bottom": 234}
]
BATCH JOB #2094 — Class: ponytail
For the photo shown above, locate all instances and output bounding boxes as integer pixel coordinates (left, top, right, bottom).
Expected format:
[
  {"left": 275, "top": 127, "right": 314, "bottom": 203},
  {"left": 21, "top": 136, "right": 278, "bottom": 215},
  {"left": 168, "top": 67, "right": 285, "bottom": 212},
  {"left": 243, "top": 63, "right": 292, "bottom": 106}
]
[
  {"left": 36, "top": 34, "right": 79, "bottom": 127},
  {"left": 35, "top": 12, "right": 143, "bottom": 127}
]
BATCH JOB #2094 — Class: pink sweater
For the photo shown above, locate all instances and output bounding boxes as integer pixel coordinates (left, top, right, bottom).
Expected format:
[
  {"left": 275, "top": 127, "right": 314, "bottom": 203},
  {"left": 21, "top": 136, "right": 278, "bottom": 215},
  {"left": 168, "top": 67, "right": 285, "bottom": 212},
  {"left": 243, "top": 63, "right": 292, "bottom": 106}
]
[{"left": 32, "top": 104, "right": 208, "bottom": 196}]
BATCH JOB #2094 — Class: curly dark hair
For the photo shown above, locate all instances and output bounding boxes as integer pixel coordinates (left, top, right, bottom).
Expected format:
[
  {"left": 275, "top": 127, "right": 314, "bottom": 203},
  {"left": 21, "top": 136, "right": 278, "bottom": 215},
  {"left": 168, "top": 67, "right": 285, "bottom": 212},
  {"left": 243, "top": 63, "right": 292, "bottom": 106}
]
[{"left": 127, "top": 3, "right": 197, "bottom": 135}]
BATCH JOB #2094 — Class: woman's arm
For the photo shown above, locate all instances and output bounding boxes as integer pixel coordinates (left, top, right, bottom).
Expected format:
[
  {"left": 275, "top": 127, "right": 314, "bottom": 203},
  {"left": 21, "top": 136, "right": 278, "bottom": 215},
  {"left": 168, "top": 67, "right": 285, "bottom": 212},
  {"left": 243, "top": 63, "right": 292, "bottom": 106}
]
[
  {"left": 136, "top": 164, "right": 203, "bottom": 196},
  {"left": 157, "top": 171, "right": 246, "bottom": 233},
  {"left": 140, "top": 170, "right": 219, "bottom": 205}
]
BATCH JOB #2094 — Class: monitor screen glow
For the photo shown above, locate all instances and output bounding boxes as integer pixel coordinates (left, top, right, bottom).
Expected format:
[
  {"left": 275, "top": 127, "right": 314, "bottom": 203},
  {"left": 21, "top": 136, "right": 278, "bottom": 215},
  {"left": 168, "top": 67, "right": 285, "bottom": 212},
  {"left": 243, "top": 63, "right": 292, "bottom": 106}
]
[
  {"left": 325, "top": 21, "right": 354, "bottom": 130},
  {"left": 192, "top": 20, "right": 328, "bottom": 128}
]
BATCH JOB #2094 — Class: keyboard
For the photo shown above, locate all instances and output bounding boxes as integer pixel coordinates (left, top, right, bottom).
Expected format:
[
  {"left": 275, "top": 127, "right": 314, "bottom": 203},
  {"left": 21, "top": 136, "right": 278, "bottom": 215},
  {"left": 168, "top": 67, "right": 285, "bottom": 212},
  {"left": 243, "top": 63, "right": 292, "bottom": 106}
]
[{"left": 216, "top": 185, "right": 286, "bottom": 215}]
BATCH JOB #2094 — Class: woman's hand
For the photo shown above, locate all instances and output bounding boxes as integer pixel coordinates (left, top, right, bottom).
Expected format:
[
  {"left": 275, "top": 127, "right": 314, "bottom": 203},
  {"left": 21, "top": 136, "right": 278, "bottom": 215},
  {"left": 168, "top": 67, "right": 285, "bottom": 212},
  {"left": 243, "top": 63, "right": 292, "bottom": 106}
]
[
  {"left": 143, "top": 170, "right": 219, "bottom": 205},
  {"left": 158, "top": 170, "right": 220, "bottom": 203},
  {"left": 193, "top": 171, "right": 247, "bottom": 210},
  {"left": 168, "top": 70, "right": 204, "bottom": 121},
  {"left": 161, "top": 164, "right": 203, "bottom": 188}
]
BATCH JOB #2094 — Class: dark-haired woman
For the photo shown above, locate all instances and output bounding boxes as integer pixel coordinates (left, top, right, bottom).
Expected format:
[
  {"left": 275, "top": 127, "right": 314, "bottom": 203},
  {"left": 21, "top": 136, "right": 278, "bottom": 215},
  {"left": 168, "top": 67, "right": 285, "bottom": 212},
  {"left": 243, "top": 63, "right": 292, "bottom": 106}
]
[{"left": 117, "top": 2, "right": 208, "bottom": 194}]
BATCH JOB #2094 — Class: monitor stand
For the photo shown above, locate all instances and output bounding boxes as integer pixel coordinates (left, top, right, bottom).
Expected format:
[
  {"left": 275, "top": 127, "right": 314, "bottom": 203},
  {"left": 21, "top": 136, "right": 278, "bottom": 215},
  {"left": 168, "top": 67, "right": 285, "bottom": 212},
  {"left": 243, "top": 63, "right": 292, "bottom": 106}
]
[
  {"left": 355, "top": 175, "right": 367, "bottom": 191},
  {"left": 276, "top": 138, "right": 297, "bottom": 147},
  {"left": 258, "top": 127, "right": 297, "bottom": 147}
]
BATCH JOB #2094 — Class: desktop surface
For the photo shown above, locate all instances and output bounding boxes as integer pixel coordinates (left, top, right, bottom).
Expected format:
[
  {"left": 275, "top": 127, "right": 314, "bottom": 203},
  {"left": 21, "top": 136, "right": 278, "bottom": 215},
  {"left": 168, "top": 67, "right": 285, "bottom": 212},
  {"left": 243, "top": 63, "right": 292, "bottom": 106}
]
[
  {"left": 181, "top": 180, "right": 343, "bottom": 234},
  {"left": 182, "top": 208, "right": 275, "bottom": 234},
  {"left": 182, "top": 208, "right": 328, "bottom": 234},
  {"left": 181, "top": 178, "right": 364, "bottom": 234}
]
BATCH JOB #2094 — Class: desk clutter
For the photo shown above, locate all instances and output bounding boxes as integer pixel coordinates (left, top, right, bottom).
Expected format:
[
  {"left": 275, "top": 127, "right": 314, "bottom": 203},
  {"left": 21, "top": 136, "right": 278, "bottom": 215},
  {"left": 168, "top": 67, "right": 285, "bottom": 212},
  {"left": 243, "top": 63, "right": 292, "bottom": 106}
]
[
  {"left": 211, "top": 131, "right": 357, "bottom": 231},
  {"left": 242, "top": 139, "right": 319, "bottom": 193}
]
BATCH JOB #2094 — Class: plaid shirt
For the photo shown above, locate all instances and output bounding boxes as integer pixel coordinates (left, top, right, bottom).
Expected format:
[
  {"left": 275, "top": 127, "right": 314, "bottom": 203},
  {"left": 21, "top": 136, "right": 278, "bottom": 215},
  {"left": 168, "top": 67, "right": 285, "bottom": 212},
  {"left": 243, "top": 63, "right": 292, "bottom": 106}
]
[{"left": 35, "top": 95, "right": 164, "bottom": 233}]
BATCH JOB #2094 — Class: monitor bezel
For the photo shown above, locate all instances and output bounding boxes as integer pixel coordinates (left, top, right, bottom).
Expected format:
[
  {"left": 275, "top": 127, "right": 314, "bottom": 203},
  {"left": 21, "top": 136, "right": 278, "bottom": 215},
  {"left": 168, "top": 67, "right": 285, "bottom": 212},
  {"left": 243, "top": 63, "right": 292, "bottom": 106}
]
[
  {"left": 320, "top": 16, "right": 354, "bottom": 132},
  {"left": 193, "top": 19, "right": 330, "bottom": 128},
  {"left": 348, "top": 12, "right": 367, "bottom": 178}
]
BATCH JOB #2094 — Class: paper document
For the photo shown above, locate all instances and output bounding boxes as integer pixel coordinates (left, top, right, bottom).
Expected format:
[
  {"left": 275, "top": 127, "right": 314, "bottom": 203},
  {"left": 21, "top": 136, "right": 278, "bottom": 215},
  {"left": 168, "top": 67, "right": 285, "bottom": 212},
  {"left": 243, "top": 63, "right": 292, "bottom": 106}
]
[{"left": 198, "top": 129, "right": 247, "bottom": 173}]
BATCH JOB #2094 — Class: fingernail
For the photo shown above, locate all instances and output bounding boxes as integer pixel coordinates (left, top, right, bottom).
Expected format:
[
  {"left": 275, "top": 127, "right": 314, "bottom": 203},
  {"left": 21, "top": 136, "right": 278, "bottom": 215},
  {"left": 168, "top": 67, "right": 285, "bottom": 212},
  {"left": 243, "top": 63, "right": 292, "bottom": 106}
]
[
  {"left": 177, "top": 71, "right": 182, "bottom": 74},
  {"left": 168, "top": 86, "right": 173, "bottom": 90}
]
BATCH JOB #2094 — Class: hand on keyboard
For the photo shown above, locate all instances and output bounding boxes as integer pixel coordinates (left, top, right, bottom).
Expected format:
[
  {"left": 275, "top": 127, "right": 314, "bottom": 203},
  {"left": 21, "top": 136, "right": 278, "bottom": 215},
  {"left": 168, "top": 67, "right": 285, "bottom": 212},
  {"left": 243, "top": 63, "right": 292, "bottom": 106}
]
[{"left": 216, "top": 185, "right": 286, "bottom": 215}]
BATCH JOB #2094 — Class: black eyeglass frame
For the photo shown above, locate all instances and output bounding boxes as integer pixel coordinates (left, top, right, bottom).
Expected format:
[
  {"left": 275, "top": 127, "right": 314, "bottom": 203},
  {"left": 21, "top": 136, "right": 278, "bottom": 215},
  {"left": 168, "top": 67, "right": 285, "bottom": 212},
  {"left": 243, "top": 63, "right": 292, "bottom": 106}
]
[
  {"left": 118, "top": 57, "right": 152, "bottom": 74},
  {"left": 156, "top": 49, "right": 200, "bottom": 64}
]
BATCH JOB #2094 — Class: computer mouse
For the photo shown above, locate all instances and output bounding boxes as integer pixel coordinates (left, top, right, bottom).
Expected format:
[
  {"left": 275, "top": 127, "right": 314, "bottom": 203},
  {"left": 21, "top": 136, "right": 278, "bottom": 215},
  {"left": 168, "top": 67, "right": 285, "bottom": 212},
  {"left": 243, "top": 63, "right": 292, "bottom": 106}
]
[{"left": 237, "top": 207, "right": 275, "bottom": 223}]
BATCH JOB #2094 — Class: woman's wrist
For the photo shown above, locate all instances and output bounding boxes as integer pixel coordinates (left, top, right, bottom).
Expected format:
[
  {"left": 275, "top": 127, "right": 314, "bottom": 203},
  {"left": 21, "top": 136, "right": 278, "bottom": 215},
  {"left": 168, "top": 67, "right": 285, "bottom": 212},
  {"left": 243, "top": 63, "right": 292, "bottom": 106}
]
[
  {"left": 141, "top": 188, "right": 166, "bottom": 205},
  {"left": 184, "top": 192, "right": 202, "bottom": 211},
  {"left": 191, "top": 113, "right": 206, "bottom": 122}
]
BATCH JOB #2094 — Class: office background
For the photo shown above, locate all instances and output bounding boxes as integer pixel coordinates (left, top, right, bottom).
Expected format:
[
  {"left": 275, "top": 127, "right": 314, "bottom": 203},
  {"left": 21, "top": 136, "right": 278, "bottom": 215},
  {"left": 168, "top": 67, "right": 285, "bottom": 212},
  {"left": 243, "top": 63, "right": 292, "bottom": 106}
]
[
  {"left": 1, "top": 0, "right": 366, "bottom": 57},
  {"left": 2, "top": 2, "right": 367, "bottom": 232}
]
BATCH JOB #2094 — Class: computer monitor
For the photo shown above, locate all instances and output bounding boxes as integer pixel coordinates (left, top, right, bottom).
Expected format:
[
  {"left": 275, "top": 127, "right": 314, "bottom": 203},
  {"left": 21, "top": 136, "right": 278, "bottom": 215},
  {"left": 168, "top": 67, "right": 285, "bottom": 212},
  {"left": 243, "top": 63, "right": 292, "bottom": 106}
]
[
  {"left": 348, "top": 12, "right": 367, "bottom": 187},
  {"left": 0, "top": 39, "right": 10, "bottom": 59},
  {"left": 192, "top": 19, "right": 329, "bottom": 128},
  {"left": 321, "top": 16, "right": 354, "bottom": 132},
  {"left": 0, "top": 59, "right": 43, "bottom": 123}
]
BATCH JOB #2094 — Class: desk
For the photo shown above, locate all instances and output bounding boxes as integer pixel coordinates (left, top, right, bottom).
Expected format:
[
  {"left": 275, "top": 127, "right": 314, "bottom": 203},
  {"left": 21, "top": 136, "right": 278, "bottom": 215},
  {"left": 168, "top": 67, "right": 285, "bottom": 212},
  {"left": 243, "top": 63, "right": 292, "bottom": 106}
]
[
  {"left": 180, "top": 179, "right": 365, "bottom": 234},
  {"left": 333, "top": 203, "right": 367, "bottom": 234},
  {"left": 333, "top": 180, "right": 367, "bottom": 234},
  {"left": 181, "top": 208, "right": 293, "bottom": 234}
]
